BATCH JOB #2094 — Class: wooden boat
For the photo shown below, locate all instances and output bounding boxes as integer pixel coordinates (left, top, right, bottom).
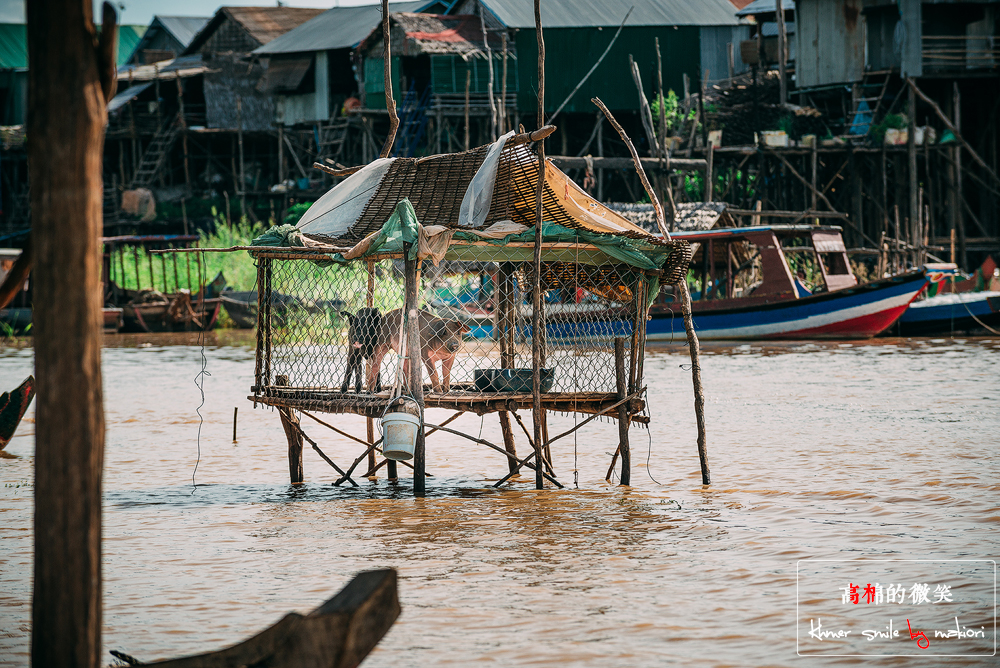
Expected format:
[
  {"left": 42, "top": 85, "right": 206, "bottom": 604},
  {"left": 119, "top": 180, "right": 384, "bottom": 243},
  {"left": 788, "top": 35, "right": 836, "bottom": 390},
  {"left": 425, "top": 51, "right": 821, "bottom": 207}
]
[
  {"left": 892, "top": 291, "right": 1000, "bottom": 335},
  {"left": 121, "top": 291, "right": 221, "bottom": 333},
  {"left": 647, "top": 225, "right": 957, "bottom": 340},
  {"left": 1, "top": 375, "right": 34, "bottom": 449},
  {"left": 220, "top": 290, "right": 344, "bottom": 329},
  {"left": 110, "top": 569, "right": 399, "bottom": 668}
]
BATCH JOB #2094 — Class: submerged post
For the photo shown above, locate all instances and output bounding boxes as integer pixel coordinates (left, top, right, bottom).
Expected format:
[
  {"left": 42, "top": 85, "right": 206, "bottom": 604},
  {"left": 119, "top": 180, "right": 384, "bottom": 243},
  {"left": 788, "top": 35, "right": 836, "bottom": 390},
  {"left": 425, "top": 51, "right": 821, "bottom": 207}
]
[
  {"left": 614, "top": 337, "right": 631, "bottom": 485},
  {"left": 276, "top": 375, "right": 304, "bottom": 484},
  {"left": 403, "top": 243, "right": 425, "bottom": 496},
  {"left": 531, "top": 0, "right": 546, "bottom": 490}
]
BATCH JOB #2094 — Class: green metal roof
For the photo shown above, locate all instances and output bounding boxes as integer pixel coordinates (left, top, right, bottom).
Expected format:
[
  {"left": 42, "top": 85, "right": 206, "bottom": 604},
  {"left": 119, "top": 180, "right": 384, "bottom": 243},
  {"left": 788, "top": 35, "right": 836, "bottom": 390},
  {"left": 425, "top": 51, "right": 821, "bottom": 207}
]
[
  {"left": 115, "top": 25, "right": 147, "bottom": 67},
  {"left": 0, "top": 23, "right": 145, "bottom": 70},
  {"left": 0, "top": 24, "right": 27, "bottom": 69}
]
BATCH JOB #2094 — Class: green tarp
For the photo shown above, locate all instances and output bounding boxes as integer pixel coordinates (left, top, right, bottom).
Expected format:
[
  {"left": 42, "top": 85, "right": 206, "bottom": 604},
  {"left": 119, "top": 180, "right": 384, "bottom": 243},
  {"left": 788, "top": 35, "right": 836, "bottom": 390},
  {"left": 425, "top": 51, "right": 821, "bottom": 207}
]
[{"left": 254, "top": 199, "right": 671, "bottom": 271}]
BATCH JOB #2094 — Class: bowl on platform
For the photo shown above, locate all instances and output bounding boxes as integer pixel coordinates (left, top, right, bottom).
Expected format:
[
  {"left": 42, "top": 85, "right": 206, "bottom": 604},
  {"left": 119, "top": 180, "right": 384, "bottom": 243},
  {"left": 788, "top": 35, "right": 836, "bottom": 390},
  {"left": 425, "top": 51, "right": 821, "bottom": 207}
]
[{"left": 474, "top": 368, "right": 555, "bottom": 393}]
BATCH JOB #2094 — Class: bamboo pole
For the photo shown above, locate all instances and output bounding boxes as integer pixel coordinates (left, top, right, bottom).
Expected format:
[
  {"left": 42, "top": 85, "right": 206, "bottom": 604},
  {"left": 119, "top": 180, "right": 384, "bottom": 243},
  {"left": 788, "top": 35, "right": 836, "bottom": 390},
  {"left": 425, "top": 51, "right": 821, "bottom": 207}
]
[
  {"left": 403, "top": 243, "right": 425, "bottom": 496},
  {"left": 775, "top": 0, "right": 787, "bottom": 104},
  {"left": 614, "top": 337, "right": 631, "bottom": 485},
  {"left": 531, "top": 0, "right": 546, "bottom": 491},
  {"left": 591, "top": 96, "right": 709, "bottom": 486},
  {"left": 500, "top": 33, "right": 508, "bottom": 134},
  {"left": 379, "top": 0, "right": 399, "bottom": 158},
  {"left": 480, "top": 10, "right": 496, "bottom": 141},
  {"left": 464, "top": 69, "right": 471, "bottom": 152}
]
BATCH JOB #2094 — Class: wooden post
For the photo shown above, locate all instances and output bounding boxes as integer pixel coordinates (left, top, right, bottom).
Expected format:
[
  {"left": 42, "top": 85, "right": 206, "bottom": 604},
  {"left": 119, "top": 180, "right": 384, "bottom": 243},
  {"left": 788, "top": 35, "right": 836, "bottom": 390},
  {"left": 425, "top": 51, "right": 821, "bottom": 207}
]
[
  {"left": 953, "top": 82, "right": 966, "bottom": 269},
  {"left": 500, "top": 33, "right": 508, "bottom": 134},
  {"left": 704, "top": 144, "right": 714, "bottom": 202},
  {"left": 379, "top": 0, "right": 399, "bottom": 158},
  {"left": 464, "top": 69, "right": 471, "bottom": 152},
  {"left": 614, "top": 337, "right": 630, "bottom": 485},
  {"left": 27, "top": 3, "right": 116, "bottom": 665},
  {"left": 679, "top": 281, "right": 710, "bottom": 485},
  {"left": 531, "top": 0, "right": 546, "bottom": 491},
  {"left": 403, "top": 243, "right": 425, "bottom": 496},
  {"left": 497, "top": 262, "right": 518, "bottom": 474},
  {"left": 775, "top": 0, "right": 787, "bottom": 105},
  {"left": 232, "top": 406, "right": 238, "bottom": 442},
  {"left": 591, "top": 94, "right": 708, "bottom": 486},
  {"left": 810, "top": 140, "right": 818, "bottom": 213},
  {"left": 276, "top": 375, "right": 304, "bottom": 484},
  {"left": 365, "top": 261, "right": 378, "bottom": 476},
  {"left": 596, "top": 109, "right": 604, "bottom": 201},
  {"left": 908, "top": 83, "right": 919, "bottom": 261}
]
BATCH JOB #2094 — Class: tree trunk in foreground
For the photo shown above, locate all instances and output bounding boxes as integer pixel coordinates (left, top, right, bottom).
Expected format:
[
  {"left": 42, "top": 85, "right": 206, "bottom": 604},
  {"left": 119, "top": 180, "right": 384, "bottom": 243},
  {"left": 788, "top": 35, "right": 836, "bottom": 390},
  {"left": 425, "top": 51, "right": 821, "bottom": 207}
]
[{"left": 28, "top": 2, "right": 116, "bottom": 666}]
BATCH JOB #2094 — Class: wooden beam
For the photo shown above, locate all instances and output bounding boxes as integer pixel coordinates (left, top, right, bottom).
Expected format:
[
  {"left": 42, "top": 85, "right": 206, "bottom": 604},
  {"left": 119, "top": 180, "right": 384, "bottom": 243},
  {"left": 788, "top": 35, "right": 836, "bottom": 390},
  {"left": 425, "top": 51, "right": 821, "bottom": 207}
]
[
  {"left": 133, "top": 570, "right": 400, "bottom": 668},
  {"left": 549, "top": 155, "right": 706, "bottom": 172},
  {"left": 28, "top": 3, "right": 115, "bottom": 666}
]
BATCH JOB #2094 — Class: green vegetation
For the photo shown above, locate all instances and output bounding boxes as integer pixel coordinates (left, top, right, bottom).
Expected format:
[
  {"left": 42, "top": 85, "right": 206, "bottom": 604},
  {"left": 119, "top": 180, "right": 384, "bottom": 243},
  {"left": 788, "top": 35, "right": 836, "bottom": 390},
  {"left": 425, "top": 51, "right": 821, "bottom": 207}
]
[{"left": 105, "top": 213, "right": 263, "bottom": 294}]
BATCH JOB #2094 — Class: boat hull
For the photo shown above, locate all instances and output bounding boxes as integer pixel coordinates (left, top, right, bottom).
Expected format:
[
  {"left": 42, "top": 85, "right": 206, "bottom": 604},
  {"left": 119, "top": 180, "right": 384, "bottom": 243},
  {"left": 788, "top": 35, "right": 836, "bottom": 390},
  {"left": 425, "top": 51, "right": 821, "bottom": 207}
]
[
  {"left": 892, "top": 291, "right": 1000, "bottom": 336},
  {"left": 648, "top": 270, "right": 928, "bottom": 341}
]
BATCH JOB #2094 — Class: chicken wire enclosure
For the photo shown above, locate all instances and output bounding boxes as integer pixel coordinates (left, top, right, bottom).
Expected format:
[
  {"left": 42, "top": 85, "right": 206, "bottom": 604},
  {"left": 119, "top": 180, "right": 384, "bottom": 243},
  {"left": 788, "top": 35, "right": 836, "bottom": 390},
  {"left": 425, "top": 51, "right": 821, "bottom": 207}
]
[{"left": 251, "top": 251, "right": 655, "bottom": 414}]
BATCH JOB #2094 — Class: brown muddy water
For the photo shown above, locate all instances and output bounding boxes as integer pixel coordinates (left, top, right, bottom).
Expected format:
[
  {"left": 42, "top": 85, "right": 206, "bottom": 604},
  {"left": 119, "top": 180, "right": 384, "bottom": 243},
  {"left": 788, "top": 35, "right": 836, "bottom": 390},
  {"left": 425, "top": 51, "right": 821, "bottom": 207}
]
[{"left": 1, "top": 333, "right": 998, "bottom": 667}]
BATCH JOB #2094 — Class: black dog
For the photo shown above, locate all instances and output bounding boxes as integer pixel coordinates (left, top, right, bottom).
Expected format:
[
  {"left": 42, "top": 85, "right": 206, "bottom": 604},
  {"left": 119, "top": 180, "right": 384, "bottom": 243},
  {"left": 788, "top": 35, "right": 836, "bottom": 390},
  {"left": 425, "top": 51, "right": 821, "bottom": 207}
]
[{"left": 340, "top": 308, "right": 384, "bottom": 393}]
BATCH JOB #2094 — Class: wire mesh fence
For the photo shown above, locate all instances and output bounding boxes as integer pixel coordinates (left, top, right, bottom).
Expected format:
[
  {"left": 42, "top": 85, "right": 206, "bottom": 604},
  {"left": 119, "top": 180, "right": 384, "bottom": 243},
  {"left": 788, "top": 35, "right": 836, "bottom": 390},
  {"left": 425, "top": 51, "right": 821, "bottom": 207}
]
[{"left": 252, "top": 251, "right": 651, "bottom": 409}]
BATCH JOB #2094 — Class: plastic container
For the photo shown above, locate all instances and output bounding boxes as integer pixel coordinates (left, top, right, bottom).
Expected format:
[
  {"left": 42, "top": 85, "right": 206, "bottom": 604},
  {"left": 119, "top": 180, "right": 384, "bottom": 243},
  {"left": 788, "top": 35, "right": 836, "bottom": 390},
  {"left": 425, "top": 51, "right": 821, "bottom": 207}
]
[
  {"left": 381, "top": 412, "right": 421, "bottom": 460},
  {"left": 474, "top": 368, "right": 555, "bottom": 393}
]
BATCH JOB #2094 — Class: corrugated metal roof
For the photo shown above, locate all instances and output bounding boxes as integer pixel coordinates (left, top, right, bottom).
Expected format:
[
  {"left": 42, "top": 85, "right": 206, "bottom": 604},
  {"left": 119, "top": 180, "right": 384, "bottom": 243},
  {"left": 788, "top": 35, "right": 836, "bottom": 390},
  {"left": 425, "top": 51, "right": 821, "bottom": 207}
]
[
  {"left": 736, "top": 0, "right": 796, "bottom": 18},
  {"left": 477, "top": 0, "right": 741, "bottom": 28},
  {"left": 223, "top": 6, "right": 324, "bottom": 45},
  {"left": 187, "top": 6, "right": 325, "bottom": 54},
  {"left": 153, "top": 16, "right": 210, "bottom": 48},
  {"left": 0, "top": 22, "right": 144, "bottom": 69},
  {"left": 255, "top": 1, "right": 424, "bottom": 54},
  {"left": 115, "top": 25, "right": 147, "bottom": 66},
  {"left": 0, "top": 24, "right": 27, "bottom": 69}
]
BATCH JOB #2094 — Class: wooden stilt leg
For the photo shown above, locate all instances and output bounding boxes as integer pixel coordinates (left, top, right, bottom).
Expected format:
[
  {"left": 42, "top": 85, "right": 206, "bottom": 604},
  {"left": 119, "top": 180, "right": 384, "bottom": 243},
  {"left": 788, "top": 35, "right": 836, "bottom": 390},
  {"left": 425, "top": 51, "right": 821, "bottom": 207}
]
[
  {"left": 279, "top": 408, "right": 304, "bottom": 484},
  {"left": 275, "top": 374, "right": 303, "bottom": 483},
  {"left": 499, "top": 411, "right": 518, "bottom": 475},
  {"left": 366, "top": 416, "right": 376, "bottom": 478},
  {"left": 614, "top": 337, "right": 631, "bottom": 486}
]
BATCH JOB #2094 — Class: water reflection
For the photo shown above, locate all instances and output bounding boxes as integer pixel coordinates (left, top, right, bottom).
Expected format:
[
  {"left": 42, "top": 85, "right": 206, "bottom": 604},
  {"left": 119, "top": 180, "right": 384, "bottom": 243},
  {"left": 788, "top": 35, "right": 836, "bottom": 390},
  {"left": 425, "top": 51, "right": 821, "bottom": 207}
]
[{"left": 0, "top": 335, "right": 997, "bottom": 666}]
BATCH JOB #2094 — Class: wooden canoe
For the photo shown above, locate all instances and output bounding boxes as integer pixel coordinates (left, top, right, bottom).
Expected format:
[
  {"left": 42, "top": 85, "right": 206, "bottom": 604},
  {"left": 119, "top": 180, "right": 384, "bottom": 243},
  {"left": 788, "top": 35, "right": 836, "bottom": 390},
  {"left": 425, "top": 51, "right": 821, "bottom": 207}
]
[{"left": 0, "top": 375, "right": 34, "bottom": 449}]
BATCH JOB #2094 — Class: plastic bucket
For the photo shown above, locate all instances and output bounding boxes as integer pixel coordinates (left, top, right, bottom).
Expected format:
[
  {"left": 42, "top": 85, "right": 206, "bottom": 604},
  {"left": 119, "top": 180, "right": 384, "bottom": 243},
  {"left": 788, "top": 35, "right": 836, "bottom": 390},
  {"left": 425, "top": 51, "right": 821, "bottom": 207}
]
[{"left": 381, "top": 412, "right": 421, "bottom": 461}]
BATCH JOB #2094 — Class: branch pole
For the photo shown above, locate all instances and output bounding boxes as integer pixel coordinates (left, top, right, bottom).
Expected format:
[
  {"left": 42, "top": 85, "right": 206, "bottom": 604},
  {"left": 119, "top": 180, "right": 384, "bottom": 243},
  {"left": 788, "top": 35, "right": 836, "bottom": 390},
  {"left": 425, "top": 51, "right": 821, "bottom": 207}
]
[
  {"left": 591, "top": 96, "right": 709, "bottom": 485},
  {"left": 378, "top": 0, "right": 398, "bottom": 158},
  {"left": 531, "top": 0, "right": 546, "bottom": 490},
  {"left": 592, "top": 97, "right": 666, "bottom": 239}
]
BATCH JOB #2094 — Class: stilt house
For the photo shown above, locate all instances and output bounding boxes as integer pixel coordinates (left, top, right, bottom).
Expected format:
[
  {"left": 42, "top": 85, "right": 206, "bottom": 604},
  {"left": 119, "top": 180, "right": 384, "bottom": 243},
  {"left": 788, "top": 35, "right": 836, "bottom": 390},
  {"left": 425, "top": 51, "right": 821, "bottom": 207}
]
[{"left": 247, "top": 128, "right": 691, "bottom": 491}]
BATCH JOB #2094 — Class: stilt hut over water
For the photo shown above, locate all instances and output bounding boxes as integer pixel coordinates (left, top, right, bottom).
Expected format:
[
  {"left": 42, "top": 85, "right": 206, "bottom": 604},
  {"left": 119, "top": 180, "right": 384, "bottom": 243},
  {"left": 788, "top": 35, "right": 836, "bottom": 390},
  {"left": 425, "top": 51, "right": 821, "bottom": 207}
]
[{"left": 246, "top": 128, "right": 691, "bottom": 492}]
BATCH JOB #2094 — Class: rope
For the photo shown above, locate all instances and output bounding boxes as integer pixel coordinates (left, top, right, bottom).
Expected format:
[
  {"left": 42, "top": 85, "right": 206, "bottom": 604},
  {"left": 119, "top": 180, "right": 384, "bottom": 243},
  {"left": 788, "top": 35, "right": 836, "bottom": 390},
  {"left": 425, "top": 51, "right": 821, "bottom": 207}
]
[
  {"left": 191, "top": 249, "right": 210, "bottom": 491},
  {"left": 960, "top": 295, "right": 1000, "bottom": 335}
]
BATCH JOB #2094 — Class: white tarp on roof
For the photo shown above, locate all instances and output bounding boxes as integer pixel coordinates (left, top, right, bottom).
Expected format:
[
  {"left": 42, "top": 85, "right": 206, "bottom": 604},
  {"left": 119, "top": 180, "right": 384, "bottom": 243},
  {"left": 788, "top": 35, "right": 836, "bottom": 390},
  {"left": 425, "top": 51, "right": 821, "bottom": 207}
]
[
  {"left": 296, "top": 158, "right": 394, "bottom": 238},
  {"left": 458, "top": 130, "right": 514, "bottom": 228}
]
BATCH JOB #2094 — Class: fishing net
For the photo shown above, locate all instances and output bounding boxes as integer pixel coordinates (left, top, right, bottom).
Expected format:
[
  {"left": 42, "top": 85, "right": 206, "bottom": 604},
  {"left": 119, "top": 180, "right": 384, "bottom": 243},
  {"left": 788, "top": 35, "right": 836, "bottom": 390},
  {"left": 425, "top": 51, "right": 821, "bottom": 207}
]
[{"left": 251, "top": 251, "right": 658, "bottom": 413}]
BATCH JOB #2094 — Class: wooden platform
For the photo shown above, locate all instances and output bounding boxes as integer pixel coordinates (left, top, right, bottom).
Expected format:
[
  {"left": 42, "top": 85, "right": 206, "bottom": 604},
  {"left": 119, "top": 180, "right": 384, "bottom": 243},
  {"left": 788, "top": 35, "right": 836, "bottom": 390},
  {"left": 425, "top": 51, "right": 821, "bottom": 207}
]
[{"left": 250, "top": 386, "right": 647, "bottom": 423}]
